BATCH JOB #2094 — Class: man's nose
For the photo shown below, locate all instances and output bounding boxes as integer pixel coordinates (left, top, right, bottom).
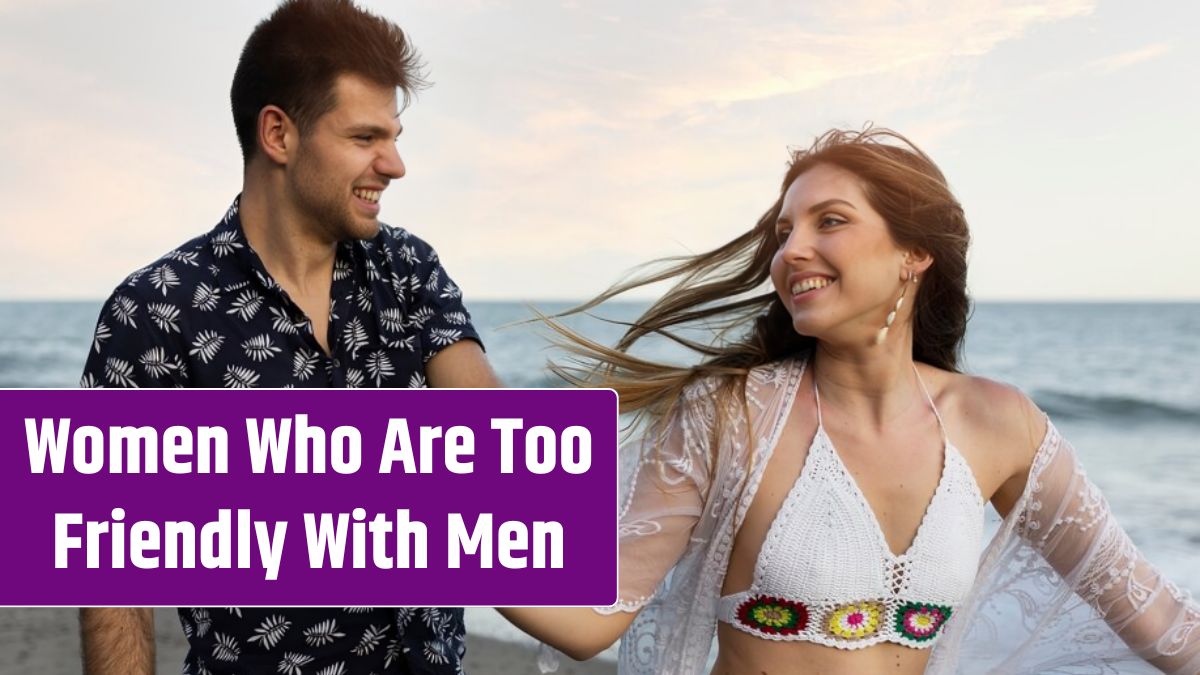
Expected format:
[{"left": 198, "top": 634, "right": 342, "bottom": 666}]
[{"left": 377, "top": 142, "right": 406, "bottom": 180}]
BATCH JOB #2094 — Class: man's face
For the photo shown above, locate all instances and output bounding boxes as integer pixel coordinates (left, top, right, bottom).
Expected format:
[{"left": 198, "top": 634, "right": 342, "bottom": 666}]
[{"left": 287, "top": 73, "right": 406, "bottom": 242}]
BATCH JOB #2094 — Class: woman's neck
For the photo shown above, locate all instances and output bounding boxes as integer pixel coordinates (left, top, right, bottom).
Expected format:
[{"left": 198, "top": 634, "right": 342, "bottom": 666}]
[{"left": 810, "top": 341, "right": 921, "bottom": 434}]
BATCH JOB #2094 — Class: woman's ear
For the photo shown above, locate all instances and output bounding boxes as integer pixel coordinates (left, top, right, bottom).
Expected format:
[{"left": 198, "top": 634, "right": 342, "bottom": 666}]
[{"left": 906, "top": 248, "right": 934, "bottom": 277}]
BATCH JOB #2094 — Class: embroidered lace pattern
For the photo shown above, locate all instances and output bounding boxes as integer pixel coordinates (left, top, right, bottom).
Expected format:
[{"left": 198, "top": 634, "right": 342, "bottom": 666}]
[{"left": 534, "top": 354, "right": 1200, "bottom": 674}]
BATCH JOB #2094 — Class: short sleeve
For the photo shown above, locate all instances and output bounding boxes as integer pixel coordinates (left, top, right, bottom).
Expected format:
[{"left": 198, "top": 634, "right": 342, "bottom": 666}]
[
  {"left": 399, "top": 235, "right": 484, "bottom": 363},
  {"left": 599, "top": 377, "right": 717, "bottom": 613},
  {"left": 81, "top": 285, "right": 190, "bottom": 388}
]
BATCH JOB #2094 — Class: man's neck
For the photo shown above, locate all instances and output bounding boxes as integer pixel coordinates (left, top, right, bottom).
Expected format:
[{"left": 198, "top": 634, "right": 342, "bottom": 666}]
[{"left": 239, "top": 180, "right": 337, "bottom": 297}]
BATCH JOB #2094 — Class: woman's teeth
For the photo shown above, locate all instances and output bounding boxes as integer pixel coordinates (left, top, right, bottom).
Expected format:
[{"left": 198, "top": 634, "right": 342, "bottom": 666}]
[
  {"left": 353, "top": 189, "right": 381, "bottom": 203},
  {"left": 792, "top": 277, "right": 834, "bottom": 295}
]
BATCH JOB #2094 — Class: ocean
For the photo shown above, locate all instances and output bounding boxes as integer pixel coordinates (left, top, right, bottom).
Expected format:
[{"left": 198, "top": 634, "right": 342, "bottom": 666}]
[{"left": 1, "top": 300, "right": 1198, "bottom": 651}]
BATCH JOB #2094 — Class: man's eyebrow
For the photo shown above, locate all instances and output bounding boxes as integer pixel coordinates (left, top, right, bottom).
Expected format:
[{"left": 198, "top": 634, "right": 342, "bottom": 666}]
[{"left": 346, "top": 124, "right": 403, "bottom": 137}]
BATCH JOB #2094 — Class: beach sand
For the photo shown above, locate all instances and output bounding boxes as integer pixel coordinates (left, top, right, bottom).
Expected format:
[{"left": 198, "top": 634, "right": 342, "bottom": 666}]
[{"left": 0, "top": 608, "right": 616, "bottom": 674}]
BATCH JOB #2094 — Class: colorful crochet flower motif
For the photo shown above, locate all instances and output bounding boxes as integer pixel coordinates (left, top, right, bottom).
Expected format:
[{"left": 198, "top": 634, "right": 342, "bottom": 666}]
[
  {"left": 736, "top": 595, "right": 809, "bottom": 635},
  {"left": 895, "top": 602, "right": 951, "bottom": 641},
  {"left": 827, "top": 601, "right": 883, "bottom": 640}
]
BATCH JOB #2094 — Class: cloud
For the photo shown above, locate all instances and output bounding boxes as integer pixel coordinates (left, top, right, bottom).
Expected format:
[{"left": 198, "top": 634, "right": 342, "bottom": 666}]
[{"left": 1087, "top": 42, "right": 1174, "bottom": 73}]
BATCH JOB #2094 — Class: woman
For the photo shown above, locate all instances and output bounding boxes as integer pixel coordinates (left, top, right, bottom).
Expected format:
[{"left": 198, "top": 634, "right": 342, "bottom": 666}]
[{"left": 498, "top": 128, "right": 1200, "bottom": 674}]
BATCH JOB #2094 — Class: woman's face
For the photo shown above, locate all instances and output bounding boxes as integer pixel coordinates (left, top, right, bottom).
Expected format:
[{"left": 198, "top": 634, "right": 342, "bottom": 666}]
[{"left": 769, "top": 163, "right": 913, "bottom": 344}]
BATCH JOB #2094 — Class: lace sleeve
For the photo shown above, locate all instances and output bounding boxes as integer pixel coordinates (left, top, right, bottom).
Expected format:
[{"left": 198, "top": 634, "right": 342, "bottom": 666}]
[
  {"left": 1019, "top": 420, "right": 1200, "bottom": 674},
  {"left": 596, "top": 377, "right": 717, "bottom": 614}
]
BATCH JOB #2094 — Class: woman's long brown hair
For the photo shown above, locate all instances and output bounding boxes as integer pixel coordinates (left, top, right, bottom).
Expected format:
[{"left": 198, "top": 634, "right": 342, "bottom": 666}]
[{"left": 545, "top": 127, "right": 972, "bottom": 433}]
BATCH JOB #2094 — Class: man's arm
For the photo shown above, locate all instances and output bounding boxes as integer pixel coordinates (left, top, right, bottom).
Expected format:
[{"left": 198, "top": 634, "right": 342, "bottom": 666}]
[
  {"left": 80, "top": 608, "right": 155, "bottom": 675},
  {"left": 426, "top": 340, "right": 501, "bottom": 388}
]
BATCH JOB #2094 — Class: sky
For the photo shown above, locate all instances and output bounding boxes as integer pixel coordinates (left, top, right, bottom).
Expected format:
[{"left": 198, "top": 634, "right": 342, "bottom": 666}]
[{"left": 0, "top": 0, "right": 1197, "bottom": 301}]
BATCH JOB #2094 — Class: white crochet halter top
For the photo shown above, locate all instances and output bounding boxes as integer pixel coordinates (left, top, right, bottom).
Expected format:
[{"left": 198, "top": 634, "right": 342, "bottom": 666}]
[{"left": 718, "top": 361, "right": 985, "bottom": 650}]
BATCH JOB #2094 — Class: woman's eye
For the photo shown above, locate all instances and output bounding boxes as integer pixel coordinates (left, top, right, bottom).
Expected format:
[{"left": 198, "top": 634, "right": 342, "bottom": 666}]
[
  {"left": 819, "top": 216, "right": 845, "bottom": 228},
  {"left": 776, "top": 229, "right": 791, "bottom": 243}
]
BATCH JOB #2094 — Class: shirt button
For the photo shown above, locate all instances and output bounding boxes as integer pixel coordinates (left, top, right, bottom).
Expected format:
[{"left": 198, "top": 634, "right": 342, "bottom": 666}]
[{"left": 332, "top": 358, "right": 341, "bottom": 368}]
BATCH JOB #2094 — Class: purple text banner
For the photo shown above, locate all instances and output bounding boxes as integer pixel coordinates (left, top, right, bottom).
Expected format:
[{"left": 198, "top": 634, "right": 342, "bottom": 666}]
[{"left": 1, "top": 389, "right": 617, "bottom": 606}]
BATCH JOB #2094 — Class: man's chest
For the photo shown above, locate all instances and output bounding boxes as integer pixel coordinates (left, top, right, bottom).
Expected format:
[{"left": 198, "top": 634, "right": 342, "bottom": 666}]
[{"left": 175, "top": 289, "right": 428, "bottom": 389}]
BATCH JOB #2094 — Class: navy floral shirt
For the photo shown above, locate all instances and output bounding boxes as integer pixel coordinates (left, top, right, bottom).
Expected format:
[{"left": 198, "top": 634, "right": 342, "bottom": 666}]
[{"left": 81, "top": 197, "right": 479, "bottom": 674}]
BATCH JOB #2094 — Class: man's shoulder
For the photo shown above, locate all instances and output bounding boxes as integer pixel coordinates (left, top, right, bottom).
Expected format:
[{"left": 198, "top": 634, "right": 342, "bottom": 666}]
[
  {"left": 370, "top": 223, "right": 442, "bottom": 265},
  {"left": 108, "top": 230, "right": 224, "bottom": 301}
]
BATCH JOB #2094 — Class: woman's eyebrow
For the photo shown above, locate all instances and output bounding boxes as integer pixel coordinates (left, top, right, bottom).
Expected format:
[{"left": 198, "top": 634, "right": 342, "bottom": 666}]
[{"left": 807, "top": 198, "right": 856, "bottom": 214}]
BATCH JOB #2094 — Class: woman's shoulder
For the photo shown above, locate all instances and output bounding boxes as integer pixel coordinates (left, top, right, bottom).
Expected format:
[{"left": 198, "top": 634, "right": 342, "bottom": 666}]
[{"left": 935, "top": 367, "right": 1051, "bottom": 475}]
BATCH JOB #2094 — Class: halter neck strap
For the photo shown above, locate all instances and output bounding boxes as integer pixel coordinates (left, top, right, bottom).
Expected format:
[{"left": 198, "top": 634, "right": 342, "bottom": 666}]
[{"left": 813, "top": 362, "right": 949, "bottom": 444}]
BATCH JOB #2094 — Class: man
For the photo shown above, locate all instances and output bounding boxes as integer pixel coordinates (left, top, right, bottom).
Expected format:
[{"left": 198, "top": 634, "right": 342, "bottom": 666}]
[{"left": 79, "top": 1, "right": 499, "bottom": 673}]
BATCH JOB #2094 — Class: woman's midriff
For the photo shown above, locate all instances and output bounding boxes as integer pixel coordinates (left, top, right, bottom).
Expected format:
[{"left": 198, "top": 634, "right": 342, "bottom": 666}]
[{"left": 710, "top": 622, "right": 933, "bottom": 675}]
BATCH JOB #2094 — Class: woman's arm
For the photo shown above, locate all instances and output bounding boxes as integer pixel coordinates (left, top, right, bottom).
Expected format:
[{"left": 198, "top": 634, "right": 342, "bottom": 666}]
[
  {"left": 494, "top": 378, "right": 720, "bottom": 660},
  {"left": 991, "top": 387, "right": 1200, "bottom": 674},
  {"left": 496, "top": 606, "right": 638, "bottom": 661}
]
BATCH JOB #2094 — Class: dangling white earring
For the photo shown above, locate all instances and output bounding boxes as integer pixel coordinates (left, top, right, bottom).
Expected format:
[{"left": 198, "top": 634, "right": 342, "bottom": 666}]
[{"left": 875, "top": 272, "right": 917, "bottom": 345}]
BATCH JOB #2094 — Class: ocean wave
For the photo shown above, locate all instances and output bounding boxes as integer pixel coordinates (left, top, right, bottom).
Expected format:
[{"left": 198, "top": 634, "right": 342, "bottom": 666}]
[{"left": 1033, "top": 390, "right": 1200, "bottom": 425}]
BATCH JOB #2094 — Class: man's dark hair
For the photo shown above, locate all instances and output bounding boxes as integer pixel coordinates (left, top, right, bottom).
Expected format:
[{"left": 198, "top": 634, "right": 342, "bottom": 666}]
[{"left": 231, "top": 0, "right": 427, "bottom": 164}]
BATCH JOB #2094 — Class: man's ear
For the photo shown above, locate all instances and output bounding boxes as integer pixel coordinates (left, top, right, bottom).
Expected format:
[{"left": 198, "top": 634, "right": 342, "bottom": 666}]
[{"left": 256, "top": 105, "right": 295, "bottom": 166}]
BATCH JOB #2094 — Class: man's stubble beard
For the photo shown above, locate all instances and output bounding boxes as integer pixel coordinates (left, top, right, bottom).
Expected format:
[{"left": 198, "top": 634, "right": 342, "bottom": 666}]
[{"left": 290, "top": 148, "right": 379, "bottom": 243}]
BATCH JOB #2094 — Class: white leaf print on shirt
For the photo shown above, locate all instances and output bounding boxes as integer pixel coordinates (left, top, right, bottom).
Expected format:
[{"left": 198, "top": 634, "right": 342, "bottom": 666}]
[
  {"left": 385, "top": 335, "right": 416, "bottom": 352},
  {"left": 189, "top": 330, "right": 225, "bottom": 364},
  {"left": 211, "top": 230, "right": 243, "bottom": 257},
  {"left": 277, "top": 652, "right": 314, "bottom": 675},
  {"left": 303, "top": 618, "right": 346, "bottom": 647},
  {"left": 269, "top": 307, "right": 301, "bottom": 335},
  {"left": 365, "top": 350, "right": 394, "bottom": 386},
  {"left": 352, "top": 624, "right": 388, "bottom": 656},
  {"left": 423, "top": 638, "right": 450, "bottom": 665},
  {"left": 246, "top": 614, "right": 291, "bottom": 650},
  {"left": 193, "top": 283, "right": 221, "bottom": 312},
  {"left": 227, "top": 290, "right": 263, "bottom": 322},
  {"left": 139, "top": 347, "right": 182, "bottom": 379},
  {"left": 223, "top": 365, "right": 260, "bottom": 388},
  {"left": 384, "top": 638, "right": 403, "bottom": 668},
  {"left": 104, "top": 357, "right": 137, "bottom": 388},
  {"left": 345, "top": 368, "right": 365, "bottom": 388},
  {"left": 93, "top": 321, "right": 111, "bottom": 353},
  {"left": 242, "top": 334, "right": 282, "bottom": 362},
  {"left": 293, "top": 349, "right": 320, "bottom": 381},
  {"left": 166, "top": 249, "right": 201, "bottom": 267},
  {"left": 429, "top": 328, "right": 462, "bottom": 347},
  {"left": 111, "top": 295, "right": 138, "bottom": 328},
  {"left": 356, "top": 287, "right": 373, "bottom": 312},
  {"left": 407, "top": 306, "right": 434, "bottom": 330},
  {"left": 149, "top": 264, "right": 180, "bottom": 296},
  {"left": 397, "top": 244, "right": 418, "bottom": 264},
  {"left": 191, "top": 608, "right": 211, "bottom": 638},
  {"left": 379, "top": 308, "right": 404, "bottom": 333},
  {"left": 148, "top": 303, "right": 181, "bottom": 333},
  {"left": 212, "top": 632, "right": 241, "bottom": 662},
  {"left": 314, "top": 662, "right": 347, "bottom": 675},
  {"left": 343, "top": 318, "right": 369, "bottom": 359}
]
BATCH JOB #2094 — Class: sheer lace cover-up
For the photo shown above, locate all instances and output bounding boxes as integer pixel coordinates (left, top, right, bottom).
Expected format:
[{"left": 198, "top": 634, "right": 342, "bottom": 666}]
[{"left": 548, "top": 355, "right": 1199, "bottom": 674}]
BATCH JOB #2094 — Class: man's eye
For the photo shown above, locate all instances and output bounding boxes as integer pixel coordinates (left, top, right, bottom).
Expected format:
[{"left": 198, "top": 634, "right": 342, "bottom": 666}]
[{"left": 354, "top": 135, "right": 373, "bottom": 142}]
